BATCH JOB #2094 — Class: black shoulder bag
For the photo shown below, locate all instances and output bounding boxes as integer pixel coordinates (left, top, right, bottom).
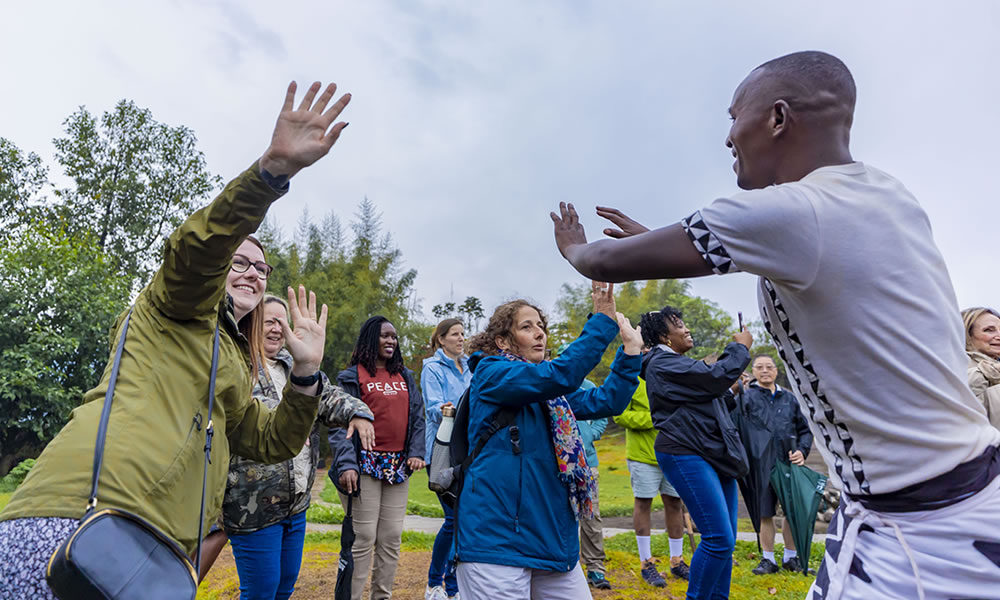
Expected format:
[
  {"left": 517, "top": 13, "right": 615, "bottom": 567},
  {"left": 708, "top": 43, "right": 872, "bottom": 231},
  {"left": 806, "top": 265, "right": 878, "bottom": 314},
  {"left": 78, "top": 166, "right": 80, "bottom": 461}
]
[{"left": 46, "top": 309, "right": 222, "bottom": 600}]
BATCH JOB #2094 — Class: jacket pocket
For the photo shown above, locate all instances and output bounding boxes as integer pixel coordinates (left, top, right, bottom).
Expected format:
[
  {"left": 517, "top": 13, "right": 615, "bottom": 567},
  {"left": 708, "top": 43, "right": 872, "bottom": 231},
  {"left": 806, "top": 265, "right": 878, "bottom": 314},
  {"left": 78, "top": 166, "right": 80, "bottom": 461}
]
[{"left": 151, "top": 413, "right": 202, "bottom": 494}]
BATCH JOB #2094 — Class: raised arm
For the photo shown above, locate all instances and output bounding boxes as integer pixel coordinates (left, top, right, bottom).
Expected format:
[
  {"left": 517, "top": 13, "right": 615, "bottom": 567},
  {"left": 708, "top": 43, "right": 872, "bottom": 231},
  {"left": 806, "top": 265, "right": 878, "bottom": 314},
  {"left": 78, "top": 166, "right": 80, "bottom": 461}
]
[
  {"left": 150, "top": 81, "right": 351, "bottom": 320},
  {"left": 551, "top": 202, "right": 711, "bottom": 283}
]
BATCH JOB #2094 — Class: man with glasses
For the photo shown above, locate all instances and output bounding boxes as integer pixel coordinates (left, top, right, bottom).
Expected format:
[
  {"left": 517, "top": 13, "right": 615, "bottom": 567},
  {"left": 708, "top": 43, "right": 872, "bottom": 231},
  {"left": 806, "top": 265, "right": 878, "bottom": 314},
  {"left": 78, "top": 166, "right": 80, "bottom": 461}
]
[{"left": 738, "top": 355, "right": 813, "bottom": 574}]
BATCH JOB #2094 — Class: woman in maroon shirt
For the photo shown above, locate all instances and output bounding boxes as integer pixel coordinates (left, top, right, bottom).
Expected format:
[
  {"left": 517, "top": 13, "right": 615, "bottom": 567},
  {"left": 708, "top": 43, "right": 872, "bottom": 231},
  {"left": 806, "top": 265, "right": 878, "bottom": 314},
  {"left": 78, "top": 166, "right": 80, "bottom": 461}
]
[{"left": 328, "top": 316, "right": 426, "bottom": 600}]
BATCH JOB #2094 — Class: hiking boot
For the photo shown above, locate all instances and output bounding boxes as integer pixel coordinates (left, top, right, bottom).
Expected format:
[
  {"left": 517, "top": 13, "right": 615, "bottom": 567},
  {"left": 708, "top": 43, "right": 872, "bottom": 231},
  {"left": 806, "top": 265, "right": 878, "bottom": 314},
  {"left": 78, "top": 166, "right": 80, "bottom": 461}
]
[
  {"left": 587, "top": 570, "right": 612, "bottom": 590},
  {"left": 425, "top": 586, "right": 448, "bottom": 600},
  {"left": 669, "top": 558, "right": 690, "bottom": 580},
  {"left": 640, "top": 559, "right": 667, "bottom": 588},
  {"left": 752, "top": 558, "right": 780, "bottom": 575}
]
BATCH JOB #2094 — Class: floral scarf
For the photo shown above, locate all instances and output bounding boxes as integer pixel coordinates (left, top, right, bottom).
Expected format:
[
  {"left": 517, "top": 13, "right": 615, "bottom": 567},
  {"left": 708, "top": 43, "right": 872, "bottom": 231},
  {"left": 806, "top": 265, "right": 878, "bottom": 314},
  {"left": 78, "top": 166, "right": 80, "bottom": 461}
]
[{"left": 500, "top": 350, "right": 597, "bottom": 519}]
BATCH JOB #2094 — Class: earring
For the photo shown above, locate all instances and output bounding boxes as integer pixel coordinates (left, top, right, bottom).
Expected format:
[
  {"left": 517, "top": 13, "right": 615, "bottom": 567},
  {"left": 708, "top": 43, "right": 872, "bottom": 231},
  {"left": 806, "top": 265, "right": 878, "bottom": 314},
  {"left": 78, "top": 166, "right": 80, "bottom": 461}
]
[{"left": 667, "top": 340, "right": 672, "bottom": 347}]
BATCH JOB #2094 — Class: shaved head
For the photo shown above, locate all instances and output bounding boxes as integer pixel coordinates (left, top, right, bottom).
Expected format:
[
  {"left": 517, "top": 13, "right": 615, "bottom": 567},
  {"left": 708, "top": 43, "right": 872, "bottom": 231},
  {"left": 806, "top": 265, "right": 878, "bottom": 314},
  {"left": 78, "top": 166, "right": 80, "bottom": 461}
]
[
  {"left": 726, "top": 50, "right": 857, "bottom": 189},
  {"left": 752, "top": 51, "right": 856, "bottom": 125}
]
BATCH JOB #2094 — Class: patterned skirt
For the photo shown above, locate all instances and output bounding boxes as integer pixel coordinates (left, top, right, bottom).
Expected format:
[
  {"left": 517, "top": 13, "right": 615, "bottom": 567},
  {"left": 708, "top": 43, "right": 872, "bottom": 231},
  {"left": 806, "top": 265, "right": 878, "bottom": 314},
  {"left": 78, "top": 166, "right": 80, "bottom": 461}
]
[{"left": 0, "top": 517, "right": 79, "bottom": 600}]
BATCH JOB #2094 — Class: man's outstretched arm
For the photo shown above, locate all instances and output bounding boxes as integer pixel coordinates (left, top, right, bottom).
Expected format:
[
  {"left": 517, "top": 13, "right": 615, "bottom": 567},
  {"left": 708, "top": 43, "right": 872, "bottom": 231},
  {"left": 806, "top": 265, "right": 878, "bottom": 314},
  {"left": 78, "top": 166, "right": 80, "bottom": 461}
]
[{"left": 551, "top": 202, "right": 712, "bottom": 282}]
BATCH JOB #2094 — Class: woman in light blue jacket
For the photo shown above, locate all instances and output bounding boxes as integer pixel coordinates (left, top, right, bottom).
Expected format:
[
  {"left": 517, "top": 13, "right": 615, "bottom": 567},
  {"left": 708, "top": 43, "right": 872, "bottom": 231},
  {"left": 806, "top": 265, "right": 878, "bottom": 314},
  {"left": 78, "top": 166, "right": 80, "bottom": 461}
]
[{"left": 421, "top": 318, "right": 472, "bottom": 600}]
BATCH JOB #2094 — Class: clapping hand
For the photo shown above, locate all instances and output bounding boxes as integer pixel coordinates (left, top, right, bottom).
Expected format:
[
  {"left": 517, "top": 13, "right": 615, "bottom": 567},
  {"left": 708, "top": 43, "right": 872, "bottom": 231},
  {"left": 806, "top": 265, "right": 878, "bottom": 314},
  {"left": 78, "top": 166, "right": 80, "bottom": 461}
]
[
  {"left": 259, "top": 81, "right": 352, "bottom": 179},
  {"left": 591, "top": 281, "right": 616, "bottom": 320},
  {"left": 279, "top": 285, "right": 328, "bottom": 384},
  {"left": 616, "top": 313, "right": 643, "bottom": 356}
]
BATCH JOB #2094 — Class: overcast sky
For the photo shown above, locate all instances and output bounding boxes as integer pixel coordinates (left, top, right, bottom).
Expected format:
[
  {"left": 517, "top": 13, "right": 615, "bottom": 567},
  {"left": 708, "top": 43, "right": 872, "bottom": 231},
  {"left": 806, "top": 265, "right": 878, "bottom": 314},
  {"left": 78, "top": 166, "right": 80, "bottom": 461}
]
[{"left": 3, "top": 1, "right": 997, "bottom": 327}]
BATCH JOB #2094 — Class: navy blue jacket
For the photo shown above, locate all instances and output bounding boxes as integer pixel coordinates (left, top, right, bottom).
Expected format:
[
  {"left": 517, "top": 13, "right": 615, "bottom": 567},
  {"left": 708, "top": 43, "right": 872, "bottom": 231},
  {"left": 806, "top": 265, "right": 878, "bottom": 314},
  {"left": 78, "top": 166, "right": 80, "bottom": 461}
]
[
  {"left": 328, "top": 364, "right": 426, "bottom": 492},
  {"left": 642, "top": 342, "right": 750, "bottom": 456},
  {"left": 455, "top": 313, "right": 640, "bottom": 572},
  {"left": 736, "top": 383, "right": 813, "bottom": 457}
]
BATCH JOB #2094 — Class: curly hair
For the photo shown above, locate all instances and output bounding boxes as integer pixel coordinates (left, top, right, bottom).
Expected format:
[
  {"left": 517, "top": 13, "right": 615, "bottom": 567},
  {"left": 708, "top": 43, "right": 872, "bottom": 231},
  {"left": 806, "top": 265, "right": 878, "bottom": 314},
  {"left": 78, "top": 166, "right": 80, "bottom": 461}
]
[
  {"left": 350, "top": 316, "right": 405, "bottom": 377},
  {"left": 638, "top": 305, "right": 684, "bottom": 349},
  {"left": 468, "top": 300, "right": 547, "bottom": 357}
]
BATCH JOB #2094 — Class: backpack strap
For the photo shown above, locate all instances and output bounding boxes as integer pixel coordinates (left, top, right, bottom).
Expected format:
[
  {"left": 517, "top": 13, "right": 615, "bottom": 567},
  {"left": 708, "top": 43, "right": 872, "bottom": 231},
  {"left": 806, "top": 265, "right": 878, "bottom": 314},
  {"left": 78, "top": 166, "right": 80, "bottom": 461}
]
[{"left": 462, "top": 405, "right": 520, "bottom": 468}]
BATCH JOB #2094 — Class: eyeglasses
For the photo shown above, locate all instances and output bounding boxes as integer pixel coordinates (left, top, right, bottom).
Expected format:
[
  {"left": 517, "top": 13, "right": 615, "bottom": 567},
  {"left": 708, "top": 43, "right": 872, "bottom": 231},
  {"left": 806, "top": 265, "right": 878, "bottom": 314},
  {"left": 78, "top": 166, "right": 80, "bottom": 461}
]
[
  {"left": 754, "top": 365, "right": 777, "bottom": 371},
  {"left": 231, "top": 255, "right": 273, "bottom": 279}
]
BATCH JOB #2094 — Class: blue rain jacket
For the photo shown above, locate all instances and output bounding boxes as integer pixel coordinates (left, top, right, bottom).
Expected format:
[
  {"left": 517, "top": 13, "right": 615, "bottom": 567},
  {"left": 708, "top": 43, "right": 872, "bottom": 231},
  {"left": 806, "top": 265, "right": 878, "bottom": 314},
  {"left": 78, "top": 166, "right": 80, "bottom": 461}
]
[
  {"left": 421, "top": 349, "right": 472, "bottom": 462},
  {"left": 454, "top": 313, "right": 639, "bottom": 572}
]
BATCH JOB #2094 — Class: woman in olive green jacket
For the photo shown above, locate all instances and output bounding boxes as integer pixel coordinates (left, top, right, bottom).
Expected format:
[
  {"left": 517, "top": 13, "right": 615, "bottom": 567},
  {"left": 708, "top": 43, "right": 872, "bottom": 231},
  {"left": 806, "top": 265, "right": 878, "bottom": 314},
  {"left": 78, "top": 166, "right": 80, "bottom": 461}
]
[{"left": 0, "top": 80, "right": 375, "bottom": 598}]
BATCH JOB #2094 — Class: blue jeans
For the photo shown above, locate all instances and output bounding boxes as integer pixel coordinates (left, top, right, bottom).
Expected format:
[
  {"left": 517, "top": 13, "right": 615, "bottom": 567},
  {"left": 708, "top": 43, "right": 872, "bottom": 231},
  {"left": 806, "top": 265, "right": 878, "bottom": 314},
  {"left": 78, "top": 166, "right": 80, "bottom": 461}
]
[
  {"left": 656, "top": 452, "right": 738, "bottom": 600},
  {"left": 228, "top": 510, "right": 307, "bottom": 600},
  {"left": 428, "top": 495, "right": 459, "bottom": 596}
]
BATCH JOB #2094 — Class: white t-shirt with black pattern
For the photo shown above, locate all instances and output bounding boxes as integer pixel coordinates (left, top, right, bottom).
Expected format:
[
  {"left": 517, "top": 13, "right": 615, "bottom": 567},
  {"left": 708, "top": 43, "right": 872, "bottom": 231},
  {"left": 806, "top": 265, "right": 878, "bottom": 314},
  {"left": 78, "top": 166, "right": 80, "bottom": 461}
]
[{"left": 685, "top": 162, "right": 999, "bottom": 496}]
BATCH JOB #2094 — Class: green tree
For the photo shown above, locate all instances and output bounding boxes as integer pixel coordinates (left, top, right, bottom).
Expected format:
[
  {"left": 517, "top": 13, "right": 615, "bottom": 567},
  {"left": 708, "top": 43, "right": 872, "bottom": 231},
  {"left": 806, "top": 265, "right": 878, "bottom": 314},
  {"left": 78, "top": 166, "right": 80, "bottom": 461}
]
[
  {"left": 0, "top": 220, "right": 130, "bottom": 475},
  {"left": 550, "top": 280, "right": 735, "bottom": 382},
  {"left": 51, "top": 100, "right": 221, "bottom": 285},
  {"left": 263, "top": 198, "right": 427, "bottom": 377},
  {"left": 0, "top": 138, "right": 49, "bottom": 240}
]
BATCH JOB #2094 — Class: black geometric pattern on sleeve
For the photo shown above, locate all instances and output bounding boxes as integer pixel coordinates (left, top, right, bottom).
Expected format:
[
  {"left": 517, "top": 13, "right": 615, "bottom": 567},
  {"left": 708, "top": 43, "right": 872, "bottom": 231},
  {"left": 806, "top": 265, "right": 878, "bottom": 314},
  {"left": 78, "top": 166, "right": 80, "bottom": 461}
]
[
  {"left": 760, "top": 277, "right": 870, "bottom": 495},
  {"left": 681, "top": 211, "right": 741, "bottom": 275}
]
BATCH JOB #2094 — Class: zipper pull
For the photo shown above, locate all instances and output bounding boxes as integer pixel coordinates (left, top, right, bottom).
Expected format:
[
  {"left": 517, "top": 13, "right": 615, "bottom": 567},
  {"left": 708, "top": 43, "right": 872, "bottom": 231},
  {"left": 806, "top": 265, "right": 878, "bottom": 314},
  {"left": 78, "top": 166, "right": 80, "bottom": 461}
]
[{"left": 193, "top": 413, "right": 203, "bottom": 431}]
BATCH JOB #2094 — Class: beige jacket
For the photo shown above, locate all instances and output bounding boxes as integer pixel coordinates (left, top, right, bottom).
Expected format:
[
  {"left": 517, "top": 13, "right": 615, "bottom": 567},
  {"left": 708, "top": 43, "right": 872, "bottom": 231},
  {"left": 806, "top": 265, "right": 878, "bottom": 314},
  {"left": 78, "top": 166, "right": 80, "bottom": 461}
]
[{"left": 967, "top": 350, "right": 1000, "bottom": 430}]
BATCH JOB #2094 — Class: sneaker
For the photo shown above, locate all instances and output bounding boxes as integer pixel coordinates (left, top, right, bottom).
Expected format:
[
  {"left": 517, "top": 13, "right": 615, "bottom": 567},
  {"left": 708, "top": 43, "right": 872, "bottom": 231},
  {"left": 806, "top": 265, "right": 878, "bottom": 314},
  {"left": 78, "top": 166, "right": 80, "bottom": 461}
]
[
  {"left": 447, "top": 593, "right": 461, "bottom": 600},
  {"left": 752, "top": 558, "right": 780, "bottom": 575},
  {"left": 640, "top": 559, "right": 667, "bottom": 588},
  {"left": 425, "top": 586, "right": 448, "bottom": 600},
  {"left": 782, "top": 556, "right": 802, "bottom": 571},
  {"left": 587, "top": 570, "right": 612, "bottom": 590},
  {"left": 669, "top": 558, "right": 690, "bottom": 580}
]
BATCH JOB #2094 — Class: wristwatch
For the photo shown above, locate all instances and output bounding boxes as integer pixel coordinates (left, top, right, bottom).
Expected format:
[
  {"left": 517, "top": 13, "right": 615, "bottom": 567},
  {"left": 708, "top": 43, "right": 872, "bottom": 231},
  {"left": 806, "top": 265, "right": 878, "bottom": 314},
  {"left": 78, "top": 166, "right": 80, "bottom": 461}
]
[{"left": 289, "top": 371, "right": 320, "bottom": 387}]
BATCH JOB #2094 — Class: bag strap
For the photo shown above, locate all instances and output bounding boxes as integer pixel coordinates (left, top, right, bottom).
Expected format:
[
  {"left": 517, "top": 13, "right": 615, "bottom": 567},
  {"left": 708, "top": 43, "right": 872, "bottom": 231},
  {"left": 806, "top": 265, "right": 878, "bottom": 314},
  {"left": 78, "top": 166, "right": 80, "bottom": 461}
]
[
  {"left": 194, "top": 321, "right": 222, "bottom": 575},
  {"left": 461, "top": 405, "right": 519, "bottom": 470},
  {"left": 84, "top": 308, "right": 221, "bottom": 575},
  {"left": 85, "top": 309, "right": 134, "bottom": 512}
]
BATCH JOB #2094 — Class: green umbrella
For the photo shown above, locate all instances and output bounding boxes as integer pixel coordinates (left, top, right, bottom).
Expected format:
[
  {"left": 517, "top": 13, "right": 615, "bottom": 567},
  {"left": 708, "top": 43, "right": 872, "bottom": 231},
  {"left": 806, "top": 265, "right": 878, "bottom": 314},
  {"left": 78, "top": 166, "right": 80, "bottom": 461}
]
[{"left": 769, "top": 460, "right": 828, "bottom": 574}]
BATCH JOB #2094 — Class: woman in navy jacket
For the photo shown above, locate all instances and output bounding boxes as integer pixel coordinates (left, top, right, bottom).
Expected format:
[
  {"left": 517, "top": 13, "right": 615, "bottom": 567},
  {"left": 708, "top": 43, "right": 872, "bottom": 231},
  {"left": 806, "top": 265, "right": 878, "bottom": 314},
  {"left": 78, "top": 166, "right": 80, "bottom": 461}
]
[
  {"left": 640, "top": 306, "right": 751, "bottom": 600},
  {"left": 454, "top": 283, "right": 643, "bottom": 598},
  {"left": 328, "top": 316, "right": 426, "bottom": 600}
]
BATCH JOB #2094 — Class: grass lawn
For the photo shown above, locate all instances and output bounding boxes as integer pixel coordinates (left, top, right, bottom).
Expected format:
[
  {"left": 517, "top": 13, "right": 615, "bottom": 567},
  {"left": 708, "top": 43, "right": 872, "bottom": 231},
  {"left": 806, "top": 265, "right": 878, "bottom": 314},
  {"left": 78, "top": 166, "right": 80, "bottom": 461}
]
[{"left": 198, "top": 530, "right": 820, "bottom": 599}]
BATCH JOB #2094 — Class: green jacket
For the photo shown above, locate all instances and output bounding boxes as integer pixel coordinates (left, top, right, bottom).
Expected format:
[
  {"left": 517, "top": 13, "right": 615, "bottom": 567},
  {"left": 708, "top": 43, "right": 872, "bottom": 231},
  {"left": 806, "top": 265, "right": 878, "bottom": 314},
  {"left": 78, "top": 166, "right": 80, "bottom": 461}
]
[
  {"left": 1, "top": 164, "right": 321, "bottom": 554},
  {"left": 613, "top": 377, "right": 657, "bottom": 465}
]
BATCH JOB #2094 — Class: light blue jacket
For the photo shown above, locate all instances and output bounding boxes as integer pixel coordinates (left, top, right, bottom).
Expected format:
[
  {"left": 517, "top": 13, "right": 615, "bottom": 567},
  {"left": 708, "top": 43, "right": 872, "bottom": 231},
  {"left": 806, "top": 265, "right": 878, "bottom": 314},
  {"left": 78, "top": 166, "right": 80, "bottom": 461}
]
[
  {"left": 576, "top": 380, "right": 607, "bottom": 468},
  {"left": 421, "top": 348, "right": 472, "bottom": 462},
  {"left": 455, "top": 313, "right": 640, "bottom": 572}
]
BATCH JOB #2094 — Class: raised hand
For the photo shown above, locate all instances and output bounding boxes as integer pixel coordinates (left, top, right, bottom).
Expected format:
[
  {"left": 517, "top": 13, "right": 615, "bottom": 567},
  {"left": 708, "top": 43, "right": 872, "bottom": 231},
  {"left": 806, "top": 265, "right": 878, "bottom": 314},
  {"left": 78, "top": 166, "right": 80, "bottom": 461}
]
[
  {"left": 551, "top": 202, "right": 588, "bottom": 259},
  {"left": 278, "top": 285, "right": 328, "bottom": 378},
  {"left": 596, "top": 206, "right": 649, "bottom": 239},
  {"left": 616, "top": 312, "right": 643, "bottom": 356},
  {"left": 259, "top": 81, "right": 352, "bottom": 179},
  {"left": 591, "top": 281, "right": 616, "bottom": 321},
  {"left": 733, "top": 327, "right": 753, "bottom": 349}
]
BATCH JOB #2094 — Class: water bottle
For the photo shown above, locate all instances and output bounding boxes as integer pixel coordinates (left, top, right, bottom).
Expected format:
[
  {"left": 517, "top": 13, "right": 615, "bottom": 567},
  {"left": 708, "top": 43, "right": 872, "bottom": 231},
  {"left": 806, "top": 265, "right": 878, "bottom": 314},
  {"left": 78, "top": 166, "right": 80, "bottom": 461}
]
[{"left": 437, "top": 405, "right": 456, "bottom": 443}]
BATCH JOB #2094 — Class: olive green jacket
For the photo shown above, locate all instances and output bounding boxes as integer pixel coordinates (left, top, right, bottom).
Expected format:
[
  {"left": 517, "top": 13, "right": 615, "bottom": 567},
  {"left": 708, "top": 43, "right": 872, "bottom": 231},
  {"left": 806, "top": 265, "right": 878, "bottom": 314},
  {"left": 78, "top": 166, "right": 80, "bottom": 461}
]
[{"left": 1, "top": 164, "right": 321, "bottom": 554}]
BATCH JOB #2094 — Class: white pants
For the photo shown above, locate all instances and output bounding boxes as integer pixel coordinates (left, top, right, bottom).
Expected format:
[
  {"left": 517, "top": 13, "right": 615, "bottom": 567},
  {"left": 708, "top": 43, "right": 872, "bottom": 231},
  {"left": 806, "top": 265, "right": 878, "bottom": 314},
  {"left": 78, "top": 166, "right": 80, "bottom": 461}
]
[
  {"left": 808, "top": 474, "right": 1000, "bottom": 600},
  {"left": 456, "top": 561, "right": 591, "bottom": 600}
]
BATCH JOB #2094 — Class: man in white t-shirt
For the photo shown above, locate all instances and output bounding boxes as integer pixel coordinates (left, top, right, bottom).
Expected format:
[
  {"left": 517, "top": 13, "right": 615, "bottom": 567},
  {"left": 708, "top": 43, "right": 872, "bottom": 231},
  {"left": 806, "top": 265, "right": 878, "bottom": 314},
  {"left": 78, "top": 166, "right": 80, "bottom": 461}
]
[{"left": 551, "top": 51, "right": 1000, "bottom": 600}]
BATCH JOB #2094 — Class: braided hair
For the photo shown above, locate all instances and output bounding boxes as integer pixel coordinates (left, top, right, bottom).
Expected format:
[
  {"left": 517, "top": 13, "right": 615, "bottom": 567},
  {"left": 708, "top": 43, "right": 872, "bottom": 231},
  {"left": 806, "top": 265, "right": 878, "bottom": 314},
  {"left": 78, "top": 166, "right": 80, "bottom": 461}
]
[
  {"left": 638, "top": 305, "right": 684, "bottom": 349},
  {"left": 350, "top": 315, "right": 405, "bottom": 377}
]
